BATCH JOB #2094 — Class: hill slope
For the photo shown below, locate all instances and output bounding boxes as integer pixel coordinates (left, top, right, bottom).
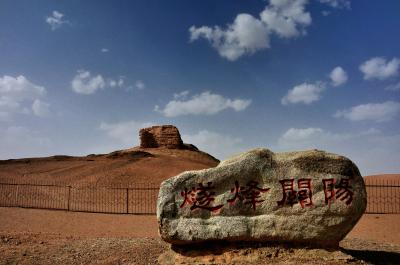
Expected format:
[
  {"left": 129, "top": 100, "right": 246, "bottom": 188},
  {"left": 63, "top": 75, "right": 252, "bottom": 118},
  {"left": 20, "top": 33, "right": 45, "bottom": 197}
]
[{"left": 0, "top": 146, "right": 219, "bottom": 186}]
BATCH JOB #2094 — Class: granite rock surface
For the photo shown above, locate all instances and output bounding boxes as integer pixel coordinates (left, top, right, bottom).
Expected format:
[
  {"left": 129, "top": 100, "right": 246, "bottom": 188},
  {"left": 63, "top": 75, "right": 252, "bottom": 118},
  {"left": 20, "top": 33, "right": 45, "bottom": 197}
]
[{"left": 157, "top": 148, "right": 367, "bottom": 247}]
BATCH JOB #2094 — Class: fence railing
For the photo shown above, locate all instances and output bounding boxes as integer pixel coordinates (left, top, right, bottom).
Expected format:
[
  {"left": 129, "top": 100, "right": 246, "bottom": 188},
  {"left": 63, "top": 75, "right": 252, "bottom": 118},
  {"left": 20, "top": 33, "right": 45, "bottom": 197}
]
[
  {"left": 0, "top": 179, "right": 399, "bottom": 214},
  {"left": 0, "top": 182, "right": 159, "bottom": 215},
  {"left": 365, "top": 179, "right": 400, "bottom": 214}
]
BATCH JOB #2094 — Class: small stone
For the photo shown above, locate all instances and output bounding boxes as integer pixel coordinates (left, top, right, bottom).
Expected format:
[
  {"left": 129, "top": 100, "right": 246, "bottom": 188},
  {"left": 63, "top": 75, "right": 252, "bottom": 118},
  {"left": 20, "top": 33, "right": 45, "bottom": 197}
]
[{"left": 157, "top": 148, "right": 367, "bottom": 247}]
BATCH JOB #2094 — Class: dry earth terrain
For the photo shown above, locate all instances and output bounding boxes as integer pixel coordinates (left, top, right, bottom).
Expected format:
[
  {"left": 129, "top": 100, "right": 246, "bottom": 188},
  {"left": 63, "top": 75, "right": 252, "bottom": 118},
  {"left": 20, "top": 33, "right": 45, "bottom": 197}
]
[
  {"left": 0, "top": 147, "right": 219, "bottom": 186},
  {"left": 0, "top": 210, "right": 399, "bottom": 264},
  {"left": 0, "top": 148, "right": 399, "bottom": 264}
]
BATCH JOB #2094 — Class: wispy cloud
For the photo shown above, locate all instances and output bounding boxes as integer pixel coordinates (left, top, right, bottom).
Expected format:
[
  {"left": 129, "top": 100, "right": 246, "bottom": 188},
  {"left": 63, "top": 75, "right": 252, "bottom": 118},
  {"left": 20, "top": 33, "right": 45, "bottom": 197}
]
[
  {"left": 109, "top": 77, "right": 124, "bottom": 88},
  {"left": 71, "top": 70, "right": 130, "bottom": 94},
  {"left": 99, "top": 120, "right": 155, "bottom": 145},
  {"left": 32, "top": 99, "right": 50, "bottom": 117},
  {"left": 385, "top": 81, "right": 400, "bottom": 91},
  {"left": 182, "top": 130, "right": 245, "bottom": 160},
  {"left": 334, "top": 101, "right": 400, "bottom": 122},
  {"left": 276, "top": 127, "right": 400, "bottom": 175},
  {"left": 46, "top": 10, "right": 69, "bottom": 31},
  {"left": 0, "top": 126, "right": 52, "bottom": 159},
  {"left": 317, "top": 0, "right": 351, "bottom": 9},
  {"left": 278, "top": 127, "right": 378, "bottom": 148},
  {"left": 135, "top": 80, "right": 145, "bottom": 90}
]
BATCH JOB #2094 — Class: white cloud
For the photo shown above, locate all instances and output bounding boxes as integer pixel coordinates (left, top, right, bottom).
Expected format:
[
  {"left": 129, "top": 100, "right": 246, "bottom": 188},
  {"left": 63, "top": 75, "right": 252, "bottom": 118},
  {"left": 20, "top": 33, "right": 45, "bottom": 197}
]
[
  {"left": 99, "top": 120, "right": 154, "bottom": 145},
  {"left": 189, "top": 0, "right": 311, "bottom": 61},
  {"left": 109, "top": 80, "right": 117, "bottom": 87},
  {"left": 0, "top": 75, "right": 47, "bottom": 120},
  {"left": 385, "top": 81, "right": 400, "bottom": 91},
  {"left": 135, "top": 80, "right": 145, "bottom": 90},
  {"left": 46, "top": 10, "right": 68, "bottom": 31},
  {"left": 278, "top": 127, "right": 380, "bottom": 148},
  {"left": 318, "top": 0, "right": 351, "bottom": 9},
  {"left": 279, "top": 127, "right": 324, "bottom": 146},
  {"left": 182, "top": 130, "right": 245, "bottom": 160},
  {"left": 0, "top": 75, "right": 45, "bottom": 100},
  {"left": 276, "top": 127, "right": 400, "bottom": 175},
  {"left": 72, "top": 71, "right": 142, "bottom": 94},
  {"left": 359, "top": 57, "right": 400, "bottom": 80},
  {"left": 334, "top": 101, "right": 400, "bottom": 122},
  {"left": 101, "top": 48, "right": 109, "bottom": 53},
  {"left": 155, "top": 91, "right": 251, "bottom": 117},
  {"left": 71, "top": 70, "right": 106, "bottom": 95},
  {"left": 109, "top": 77, "right": 124, "bottom": 88},
  {"left": 260, "top": 0, "right": 311, "bottom": 38},
  {"left": 189, "top": 14, "right": 270, "bottom": 61},
  {"left": 329, "top": 66, "right": 348, "bottom": 86},
  {"left": 281, "top": 82, "right": 326, "bottom": 105},
  {"left": 0, "top": 126, "right": 52, "bottom": 159},
  {"left": 32, "top": 99, "right": 50, "bottom": 117},
  {"left": 0, "top": 97, "right": 21, "bottom": 120}
]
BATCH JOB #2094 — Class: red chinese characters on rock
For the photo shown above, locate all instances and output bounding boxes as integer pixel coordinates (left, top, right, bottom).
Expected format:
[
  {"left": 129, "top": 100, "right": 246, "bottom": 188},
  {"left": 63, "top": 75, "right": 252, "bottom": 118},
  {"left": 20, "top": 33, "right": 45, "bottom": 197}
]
[
  {"left": 179, "top": 182, "right": 224, "bottom": 212},
  {"left": 227, "top": 180, "right": 270, "bottom": 210},
  {"left": 179, "top": 177, "right": 354, "bottom": 213},
  {"left": 322, "top": 178, "right": 353, "bottom": 205},
  {"left": 277, "top": 178, "right": 313, "bottom": 208}
]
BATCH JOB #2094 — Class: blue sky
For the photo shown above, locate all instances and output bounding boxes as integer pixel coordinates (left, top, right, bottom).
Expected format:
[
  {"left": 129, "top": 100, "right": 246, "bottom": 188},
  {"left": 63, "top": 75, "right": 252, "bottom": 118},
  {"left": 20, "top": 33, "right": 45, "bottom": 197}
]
[{"left": 0, "top": 0, "right": 399, "bottom": 175}]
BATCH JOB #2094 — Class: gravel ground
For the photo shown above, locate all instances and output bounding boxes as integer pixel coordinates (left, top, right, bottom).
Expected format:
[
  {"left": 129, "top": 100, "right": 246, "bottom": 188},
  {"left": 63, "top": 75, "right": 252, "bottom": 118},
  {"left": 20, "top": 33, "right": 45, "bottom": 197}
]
[{"left": 0, "top": 233, "right": 167, "bottom": 265}]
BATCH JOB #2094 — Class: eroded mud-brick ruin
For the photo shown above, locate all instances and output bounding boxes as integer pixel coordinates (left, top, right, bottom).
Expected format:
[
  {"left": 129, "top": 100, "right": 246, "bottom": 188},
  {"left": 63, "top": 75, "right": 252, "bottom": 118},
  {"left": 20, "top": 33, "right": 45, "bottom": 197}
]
[{"left": 139, "top": 125, "right": 184, "bottom": 149}]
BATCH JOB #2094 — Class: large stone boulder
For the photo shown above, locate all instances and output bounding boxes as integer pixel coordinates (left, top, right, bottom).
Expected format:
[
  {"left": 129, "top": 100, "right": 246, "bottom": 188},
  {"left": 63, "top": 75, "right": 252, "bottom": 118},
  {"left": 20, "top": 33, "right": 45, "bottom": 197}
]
[
  {"left": 157, "top": 148, "right": 367, "bottom": 247},
  {"left": 140, "top": 125, "right": 183, "bottom": 149}
]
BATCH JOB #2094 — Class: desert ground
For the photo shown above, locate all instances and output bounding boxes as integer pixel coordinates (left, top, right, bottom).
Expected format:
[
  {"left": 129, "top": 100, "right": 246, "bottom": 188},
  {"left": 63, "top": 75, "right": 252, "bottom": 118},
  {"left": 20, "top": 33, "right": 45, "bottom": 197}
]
[
  {"left": 0, "top": 208, "right": 399, "bottom": 264},
  {"left": 0, "top": 148, "right": 399, "bottom": 264}
]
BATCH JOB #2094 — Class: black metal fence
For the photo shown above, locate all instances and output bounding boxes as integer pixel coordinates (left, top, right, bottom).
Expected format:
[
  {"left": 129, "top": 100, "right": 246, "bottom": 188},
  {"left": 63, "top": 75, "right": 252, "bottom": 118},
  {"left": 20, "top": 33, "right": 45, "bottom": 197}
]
[
  {"left": 0, "top": 181, "right": 159, "bottom": 214},
  {"left": 365, "top": 179, "right": 400, "bottom": 214},
  {"left": 0, "top": 179, "right": 399, "bottom": 214}
]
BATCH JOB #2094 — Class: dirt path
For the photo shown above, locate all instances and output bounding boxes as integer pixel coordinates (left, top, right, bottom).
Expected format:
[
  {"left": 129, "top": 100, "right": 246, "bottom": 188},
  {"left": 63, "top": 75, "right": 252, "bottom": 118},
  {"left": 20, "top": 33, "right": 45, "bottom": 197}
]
[
  {"left": 1, "top": 207, "right": 399, "bottom": 244},
  {"left": 0, "top": 207, "right": 158, "bottom": 238},
  {"left": 346, "top": 214, "right": 400, "bottom": 244}
]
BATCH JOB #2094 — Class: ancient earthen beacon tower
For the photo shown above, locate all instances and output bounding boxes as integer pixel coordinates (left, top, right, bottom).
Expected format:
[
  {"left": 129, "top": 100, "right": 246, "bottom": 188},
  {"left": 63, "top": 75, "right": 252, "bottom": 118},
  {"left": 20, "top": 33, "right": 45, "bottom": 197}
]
[{"left": 139, "top": 125, "right": 184, "bottom": 149}]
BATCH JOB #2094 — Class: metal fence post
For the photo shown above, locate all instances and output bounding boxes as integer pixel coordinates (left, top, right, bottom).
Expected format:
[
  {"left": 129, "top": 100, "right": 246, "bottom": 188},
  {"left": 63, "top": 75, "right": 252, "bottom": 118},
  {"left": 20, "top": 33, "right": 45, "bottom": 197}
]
[
  {"left": 15, "top": 185, "right": 19, "bottom": 207},
  {"left": 126, "top": 188, "right": 129, "bottom": 214},
  {"left": 67, "top": 186, "right": 71, "bottom": 211}
]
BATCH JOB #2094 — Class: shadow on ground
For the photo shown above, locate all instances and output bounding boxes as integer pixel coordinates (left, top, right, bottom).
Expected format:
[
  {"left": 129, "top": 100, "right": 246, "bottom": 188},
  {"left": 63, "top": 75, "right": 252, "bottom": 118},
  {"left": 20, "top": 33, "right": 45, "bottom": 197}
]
[{"left": 341, "top": 248, "right": 400, "bottom": 265}]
